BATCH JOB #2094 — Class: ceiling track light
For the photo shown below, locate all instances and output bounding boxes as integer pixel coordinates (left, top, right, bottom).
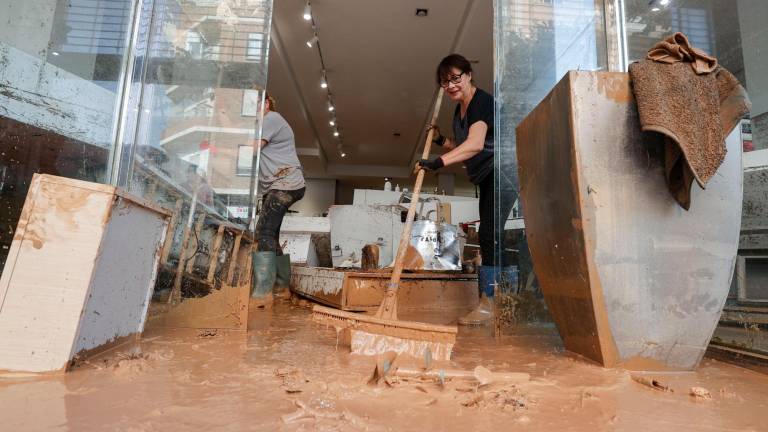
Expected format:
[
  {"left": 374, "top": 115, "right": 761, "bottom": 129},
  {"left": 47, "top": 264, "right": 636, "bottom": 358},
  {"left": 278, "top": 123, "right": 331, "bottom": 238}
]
[
  {"left": 340, "top": 151, "right": 346, "bottom": 158},
  {"left": 303, "top": 2, "right": 312, "bottom": 21},
  {"left": 328, "top": 102, "right": 334, "bottom": 112},
  {"left": 329, "top": 119, "right": 335, "bottom": 126},
  {"left": 306, "top": 35, "right": 318, "bottom": 48},
  {"left": 333, "top": 131, "right": 339, "bottom": 137},
  {"left": 320, "top": 77, "right": 328, "bottom": 89}
]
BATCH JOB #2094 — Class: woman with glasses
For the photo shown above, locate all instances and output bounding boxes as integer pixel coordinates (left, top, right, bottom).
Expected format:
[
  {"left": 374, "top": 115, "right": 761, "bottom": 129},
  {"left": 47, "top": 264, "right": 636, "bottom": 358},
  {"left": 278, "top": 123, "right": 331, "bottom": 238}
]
[{"left": 417, "top": 53, "right": 507, "bottom": 326}]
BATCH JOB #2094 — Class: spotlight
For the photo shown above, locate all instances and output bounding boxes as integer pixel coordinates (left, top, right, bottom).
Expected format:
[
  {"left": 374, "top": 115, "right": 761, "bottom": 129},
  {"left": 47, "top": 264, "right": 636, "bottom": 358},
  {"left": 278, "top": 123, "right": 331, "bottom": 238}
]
[
  {"left": 340, "top": 151, "right": 346, "bottom": 158},
  {"left": 651, "top": 6, "right": 660, "bottom": 11},
  {"left": 660, "top": 0, "right": 669, "bottom": 5},
  {"left": 51, "top": 51, "right": 60, "bottom": 56},
  {"left": 320, "top": 77, "right": 328, "bottom": 89},
  {"left": 329, "top": 120, "right": 335, "bottom": 126},
  {"left": 328, "top": 103, "right": 334, "bottom": 112},
  {"left": 333, "top": 131, "right": 339, "bottom": 137},
  {"left": 306, "top": 35, "right": 318, "bottom": 48},
  {"left": 303, "top": 2, "right": 312, "bottom": 21}
]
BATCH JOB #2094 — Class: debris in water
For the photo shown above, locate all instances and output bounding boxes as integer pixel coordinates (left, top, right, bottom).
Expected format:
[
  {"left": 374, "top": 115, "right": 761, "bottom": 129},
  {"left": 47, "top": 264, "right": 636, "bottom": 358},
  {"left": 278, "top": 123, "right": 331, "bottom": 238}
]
[
  {"left": 394, "top": 367, "right": 529, "bottom": 385},
  {"left": 459, "top": 385, "right": 530, "bottom": 411},
  {"left": 282, "top": 400, "right": 342, "bottom": 424},
  {"left": 719, "top": 388, "right": 737, "bottom": 398},
  {"left": 690, "top": 386, "right": 712, "bottom": 400},
  {"left": 275, "top": 367, "right": 308, "bottom": 393},
  {"left": 368, "top": 351, "right": 398, "bottom": 386},
  {"left": 197, "top": 329, "right": 218, "bottom": 338},
  {"left": 630, "top": 375, "right": 673, "bottom": 392},
  {"left": 460, "top": 393, "right": 484, "bottom": 407},
  {"left": 473, "top": 366, "right": 494, "bottom": 386}
]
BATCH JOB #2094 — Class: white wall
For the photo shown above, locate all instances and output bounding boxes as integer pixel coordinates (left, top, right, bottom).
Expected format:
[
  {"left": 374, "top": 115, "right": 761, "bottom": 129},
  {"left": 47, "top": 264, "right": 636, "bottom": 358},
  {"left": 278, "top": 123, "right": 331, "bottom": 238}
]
[{"left": 289, "top": 178, "right": 336, "bottom": 216}]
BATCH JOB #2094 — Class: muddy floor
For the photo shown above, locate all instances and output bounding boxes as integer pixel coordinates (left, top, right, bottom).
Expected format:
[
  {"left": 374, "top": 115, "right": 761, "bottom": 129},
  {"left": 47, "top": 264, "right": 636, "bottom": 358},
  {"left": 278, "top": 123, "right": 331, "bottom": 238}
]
[{"left": 1, "top": 300, "right": 768, "bottom": 431}]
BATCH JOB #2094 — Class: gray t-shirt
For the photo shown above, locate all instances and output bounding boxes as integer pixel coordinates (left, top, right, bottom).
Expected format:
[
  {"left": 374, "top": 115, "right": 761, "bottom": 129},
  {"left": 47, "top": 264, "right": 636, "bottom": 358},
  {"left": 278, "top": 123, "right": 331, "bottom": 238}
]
[{"left": 258, "top": 111, "right": 305, "bottom": 192}]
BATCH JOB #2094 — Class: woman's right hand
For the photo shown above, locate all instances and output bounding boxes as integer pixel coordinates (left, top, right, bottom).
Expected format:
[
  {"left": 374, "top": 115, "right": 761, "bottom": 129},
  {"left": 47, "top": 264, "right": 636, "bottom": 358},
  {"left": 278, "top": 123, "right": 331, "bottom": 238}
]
[{"left": 429, "top": 125, "right": 445, "bottom": 146}]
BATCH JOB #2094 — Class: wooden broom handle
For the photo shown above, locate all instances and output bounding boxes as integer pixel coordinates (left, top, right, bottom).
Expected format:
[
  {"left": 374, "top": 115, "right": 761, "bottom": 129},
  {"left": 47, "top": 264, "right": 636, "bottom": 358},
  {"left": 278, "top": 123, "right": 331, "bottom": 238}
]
[{"left": 378, "top": 88, "right": 444, "bottom": 317}]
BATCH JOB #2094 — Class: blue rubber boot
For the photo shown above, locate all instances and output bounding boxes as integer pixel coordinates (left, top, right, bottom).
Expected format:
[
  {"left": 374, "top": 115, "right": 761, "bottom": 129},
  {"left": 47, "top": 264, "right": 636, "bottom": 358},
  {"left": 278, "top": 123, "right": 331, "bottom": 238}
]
[{"left": 481, "top": 265, "right": 519, "bottom": 296}]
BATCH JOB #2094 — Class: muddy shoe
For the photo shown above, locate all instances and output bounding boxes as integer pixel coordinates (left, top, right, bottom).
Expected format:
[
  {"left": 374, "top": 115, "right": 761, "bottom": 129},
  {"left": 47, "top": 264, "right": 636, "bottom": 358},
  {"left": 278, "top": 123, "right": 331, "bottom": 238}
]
[
  {"left": 250, "top": 251, "right": 277, "bottom": 308},
  {"left": 458, "top": 295, "right": 494, "bottom": 326},
  {"left": 249, "top": 294, "right": 274, "bottom": 310},
  {"left": 274, "top": 253, "right": 292, "bottom": 291}
]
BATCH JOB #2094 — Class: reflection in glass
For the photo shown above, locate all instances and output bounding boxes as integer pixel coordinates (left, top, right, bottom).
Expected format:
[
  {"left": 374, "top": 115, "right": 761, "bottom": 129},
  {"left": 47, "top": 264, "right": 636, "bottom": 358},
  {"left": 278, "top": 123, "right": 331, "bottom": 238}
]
[
  {"left": 0, "top": 0, "right": 133, "bottom": 271},
  {"left": 494, "top": 0, "right": 608, "bottom": 298},
  {"left": 624, "top": 0, "right": 766, "bottom": 151},
  {"left": 118, "top": 0, "right": 274, "bottom": 299}
]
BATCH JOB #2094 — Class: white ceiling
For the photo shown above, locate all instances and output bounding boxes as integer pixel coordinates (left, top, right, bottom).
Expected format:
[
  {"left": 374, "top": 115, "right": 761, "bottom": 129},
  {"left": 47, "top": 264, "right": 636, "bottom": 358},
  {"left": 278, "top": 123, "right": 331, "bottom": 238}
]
[{"left": 267, "top": 0, "right": 493, "bottom": 188}]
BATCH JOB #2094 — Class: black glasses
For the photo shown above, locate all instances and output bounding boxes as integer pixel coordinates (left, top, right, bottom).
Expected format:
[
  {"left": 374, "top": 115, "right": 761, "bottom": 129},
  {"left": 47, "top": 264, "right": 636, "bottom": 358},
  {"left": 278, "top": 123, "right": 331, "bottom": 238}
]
[{"left": 440, "top": 72, "right": 464, "bottom": 87}]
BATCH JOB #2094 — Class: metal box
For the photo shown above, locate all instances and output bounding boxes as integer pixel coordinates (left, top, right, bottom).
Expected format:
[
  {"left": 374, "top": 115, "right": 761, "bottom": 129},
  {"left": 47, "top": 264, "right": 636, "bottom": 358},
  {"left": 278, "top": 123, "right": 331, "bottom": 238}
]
[
  {"left": 517, "top": 72, "right": 741, "bottom": 370},
  {"left": 329, "top": 205, "right": 403, "bottom": 268}
]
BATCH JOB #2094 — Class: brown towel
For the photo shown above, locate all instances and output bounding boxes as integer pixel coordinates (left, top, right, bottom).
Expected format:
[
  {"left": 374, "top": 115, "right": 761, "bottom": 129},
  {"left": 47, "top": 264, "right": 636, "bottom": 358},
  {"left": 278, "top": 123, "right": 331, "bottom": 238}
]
[
  {"left": 647, "top": 32, "right": 718, "bottom": 75},
  {"left": 629, "top": 32, "right": 751, "bottom": 210}
]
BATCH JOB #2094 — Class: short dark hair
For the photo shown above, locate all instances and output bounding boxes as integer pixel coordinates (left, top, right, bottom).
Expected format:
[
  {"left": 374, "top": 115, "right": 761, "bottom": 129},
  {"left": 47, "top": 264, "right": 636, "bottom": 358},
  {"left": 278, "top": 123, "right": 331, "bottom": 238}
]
[{"left": 436, "top": 54, "right": 473, "bottom": 86}]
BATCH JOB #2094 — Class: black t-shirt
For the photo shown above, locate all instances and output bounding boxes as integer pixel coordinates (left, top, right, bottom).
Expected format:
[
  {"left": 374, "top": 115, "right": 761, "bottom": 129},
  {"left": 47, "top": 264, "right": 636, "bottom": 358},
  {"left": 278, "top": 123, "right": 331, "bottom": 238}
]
[{"left": 452, "top": 88, "right": 494, "bottom": 184}]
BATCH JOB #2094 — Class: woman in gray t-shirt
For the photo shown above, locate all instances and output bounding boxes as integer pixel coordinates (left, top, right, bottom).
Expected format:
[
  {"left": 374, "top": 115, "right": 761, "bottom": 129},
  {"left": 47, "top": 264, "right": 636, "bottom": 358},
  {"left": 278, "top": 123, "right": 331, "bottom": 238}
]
[{"left": 251, "top": 93, "right": 306, "bottom": 305}]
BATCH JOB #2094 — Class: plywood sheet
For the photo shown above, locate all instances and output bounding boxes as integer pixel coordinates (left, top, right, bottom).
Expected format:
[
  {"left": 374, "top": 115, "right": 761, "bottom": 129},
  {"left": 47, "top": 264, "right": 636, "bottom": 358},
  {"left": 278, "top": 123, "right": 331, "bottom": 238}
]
[
  {"left": 0, "top": 174, "right": 170, "bottom": 372},
  {"left": 0, "top": 175, "right": 112, "bottom": 372}
]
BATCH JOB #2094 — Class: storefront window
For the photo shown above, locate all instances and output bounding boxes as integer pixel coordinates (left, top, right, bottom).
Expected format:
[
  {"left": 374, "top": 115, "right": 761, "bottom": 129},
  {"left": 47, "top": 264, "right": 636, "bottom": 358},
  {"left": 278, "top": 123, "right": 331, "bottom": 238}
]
[
  {"left": 116, "top": 0, "right": 273, "bottom": 299},
  {"left": 493, "top": 0, "right": 608, "bottom": 299},
  {"left": 0, "top": 0, "right": 135, "bottom": 272}
]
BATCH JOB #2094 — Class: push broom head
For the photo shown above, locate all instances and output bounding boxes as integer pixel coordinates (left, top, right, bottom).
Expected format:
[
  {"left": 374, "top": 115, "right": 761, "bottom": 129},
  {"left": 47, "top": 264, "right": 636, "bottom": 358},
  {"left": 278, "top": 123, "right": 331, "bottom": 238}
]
[{"left": 312, "top": 305, "right": 458, "bottom": 361}]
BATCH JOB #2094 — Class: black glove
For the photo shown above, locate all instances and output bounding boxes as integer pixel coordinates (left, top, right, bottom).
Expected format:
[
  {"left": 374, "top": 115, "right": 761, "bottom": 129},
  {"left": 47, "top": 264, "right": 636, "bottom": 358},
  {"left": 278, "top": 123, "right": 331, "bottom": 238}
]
[
  {"left": 417, "top": 157, "right": 444, "bottom": 171},
  {"left": 430, "top": 126, "right": 446, "bottom": 146}
]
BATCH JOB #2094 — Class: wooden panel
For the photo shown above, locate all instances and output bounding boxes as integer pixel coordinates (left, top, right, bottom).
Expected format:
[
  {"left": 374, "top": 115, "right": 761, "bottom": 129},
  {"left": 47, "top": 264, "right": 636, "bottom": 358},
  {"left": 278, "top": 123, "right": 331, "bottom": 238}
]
[
  {"left": 290, "top": 267, "right": 478, "bottom": 320},
  {"left": 73, "top": 197, "right": 169, "bottom": 354},
  {"left": 145, "top": 284, "right": 250, "bottom": 330},
  {"left": 0, "top": 175, "right": 112, "bottom": 372}
]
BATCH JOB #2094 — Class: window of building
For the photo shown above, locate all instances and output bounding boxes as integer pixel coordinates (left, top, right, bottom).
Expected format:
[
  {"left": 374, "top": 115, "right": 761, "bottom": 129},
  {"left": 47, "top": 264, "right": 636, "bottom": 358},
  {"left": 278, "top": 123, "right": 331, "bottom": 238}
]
[
  {"left": 236, "top": 145, "right": 253, "bottom": 176},
  {"left": 246, "top": 32, "right": 264, "bottom": 62}
]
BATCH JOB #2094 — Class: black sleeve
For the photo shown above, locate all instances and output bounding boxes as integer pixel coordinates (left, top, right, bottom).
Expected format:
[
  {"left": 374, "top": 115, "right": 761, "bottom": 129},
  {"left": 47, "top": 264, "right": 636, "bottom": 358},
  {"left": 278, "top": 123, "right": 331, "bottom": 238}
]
[{"left": 466, "top": 91, "right": 494, "bottom": 129}]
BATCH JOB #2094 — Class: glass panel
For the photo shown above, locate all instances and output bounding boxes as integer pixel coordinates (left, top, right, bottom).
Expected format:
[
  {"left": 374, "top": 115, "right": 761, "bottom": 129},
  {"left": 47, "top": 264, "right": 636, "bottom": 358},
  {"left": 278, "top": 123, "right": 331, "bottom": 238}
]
[
  {"left": 493, "top": 0, "right": 608, "bottom": 306},
  {"left": 623, "top": 0, "right": 768, "bottom": 356},
  {"left": 121, "top": 0, "right": 273, "bottom": 300},
  {"left": 0, "top": 0, "right": 134, "bottom": 272}
]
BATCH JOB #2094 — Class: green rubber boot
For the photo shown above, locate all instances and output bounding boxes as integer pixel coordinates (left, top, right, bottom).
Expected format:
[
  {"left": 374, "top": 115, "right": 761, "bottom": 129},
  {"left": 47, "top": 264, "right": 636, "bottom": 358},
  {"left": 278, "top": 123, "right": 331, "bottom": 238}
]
[
  {"left": 251, "top": 251, "right": 276, "bottom": 301},
  {"left": 275, "top": 254, "right": 291, "bottom": 291}
]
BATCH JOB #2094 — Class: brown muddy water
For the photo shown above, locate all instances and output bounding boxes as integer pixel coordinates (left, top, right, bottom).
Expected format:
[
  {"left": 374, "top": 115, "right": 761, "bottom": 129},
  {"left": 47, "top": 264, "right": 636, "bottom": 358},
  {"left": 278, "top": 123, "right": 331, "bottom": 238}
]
[{"left": 1, "top": 300, "right": 767, "bottom": 431}]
